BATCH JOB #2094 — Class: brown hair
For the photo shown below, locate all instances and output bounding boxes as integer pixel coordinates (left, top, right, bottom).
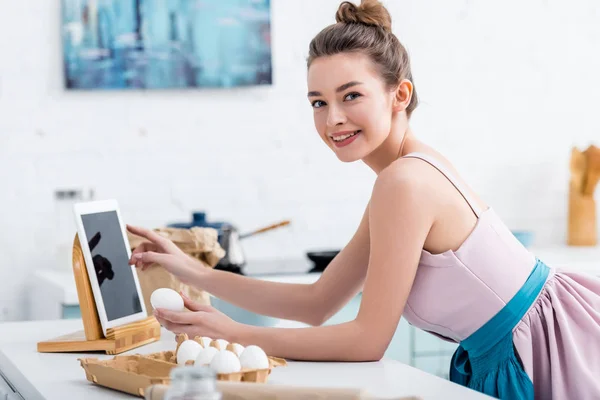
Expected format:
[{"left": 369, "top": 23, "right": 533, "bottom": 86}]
[{"left": 308, "top": 0, "right": 418, "bottom": 118}]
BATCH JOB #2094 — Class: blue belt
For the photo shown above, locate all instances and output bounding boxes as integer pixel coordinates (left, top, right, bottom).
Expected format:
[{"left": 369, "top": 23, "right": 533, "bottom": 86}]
[{"left": 449, "top": 259, "right": 550, "bottom": 399}]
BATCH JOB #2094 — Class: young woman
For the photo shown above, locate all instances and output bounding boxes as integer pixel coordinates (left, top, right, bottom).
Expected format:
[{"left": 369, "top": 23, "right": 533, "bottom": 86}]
[{"left": 128, "top": 1, "right": 600, "bottom": 398}]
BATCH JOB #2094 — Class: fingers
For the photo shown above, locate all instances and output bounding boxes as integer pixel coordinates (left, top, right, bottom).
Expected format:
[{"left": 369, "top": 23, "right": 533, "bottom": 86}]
[
  {"left": 155, "top": 316, "right": 194, "bottom": 336},
  {"left": 130, "top": 244, "right": 150, "bottom": 263},
  {"left": 131, "top": 251, "right": 170, "bottom": 270},
  {"left": 132, "top": 242, "right": 158, "bottom": 254},
  {"left": 127, "top": 225, "right": 169, "bottom": 247},
  {"left": 129, "top": 243, "right": 158, "bottom": 267},
  {"left": 155, "top": 308, "right": 197, "bottom": 324},
  {"left": 181, "top": 293, "right": 214, "bottom": 313}
]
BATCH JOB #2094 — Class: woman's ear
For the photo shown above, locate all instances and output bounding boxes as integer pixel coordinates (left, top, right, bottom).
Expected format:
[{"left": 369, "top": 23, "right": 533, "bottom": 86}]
[{"left": 392, "top": 79, "right": 413, "bottom": 113}]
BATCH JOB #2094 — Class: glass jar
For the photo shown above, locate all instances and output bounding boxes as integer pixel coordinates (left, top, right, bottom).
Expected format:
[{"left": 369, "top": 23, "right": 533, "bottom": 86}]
[{"left": 164, "top": 365, "right": 222, "bottom": 400}]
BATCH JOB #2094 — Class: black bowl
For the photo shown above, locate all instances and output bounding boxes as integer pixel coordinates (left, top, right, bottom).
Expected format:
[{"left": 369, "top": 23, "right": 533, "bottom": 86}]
[{"left": 306, "top": 250, "right": 340, "bottom": 273}]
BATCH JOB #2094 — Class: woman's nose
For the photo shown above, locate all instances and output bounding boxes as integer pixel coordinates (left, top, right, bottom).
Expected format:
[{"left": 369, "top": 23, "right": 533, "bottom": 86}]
[{"left": 326, "top": 105, "right": 346, "bottom": 127}]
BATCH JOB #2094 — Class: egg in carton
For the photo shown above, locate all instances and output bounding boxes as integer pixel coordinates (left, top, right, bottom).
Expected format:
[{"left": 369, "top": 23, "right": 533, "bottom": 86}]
[{"left": 142, "top": 333, "right": 286, "bottom": 383}]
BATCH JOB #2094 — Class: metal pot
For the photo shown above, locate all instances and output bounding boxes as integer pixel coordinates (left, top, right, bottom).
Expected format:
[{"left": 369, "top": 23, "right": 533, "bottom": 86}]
[{"left": 216, "top": 220, "right": 291, "bottom": 274}]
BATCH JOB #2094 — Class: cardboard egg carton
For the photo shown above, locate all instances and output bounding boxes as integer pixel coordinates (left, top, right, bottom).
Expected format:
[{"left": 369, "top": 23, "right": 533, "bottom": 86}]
[
  {"left": 144, "top": 333, "right": 286, "bottom": 383},
  {"left": 78, "top": 334, "right": 287, "bottom": 397},
  {"left": 79, "top": 355, "right": 175, "bottom": 397}
]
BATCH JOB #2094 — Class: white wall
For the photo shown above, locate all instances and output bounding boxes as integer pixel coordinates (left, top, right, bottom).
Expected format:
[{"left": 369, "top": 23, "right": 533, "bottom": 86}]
[{"left": 1, "top": 0, "right": 599, "bottom": 321}]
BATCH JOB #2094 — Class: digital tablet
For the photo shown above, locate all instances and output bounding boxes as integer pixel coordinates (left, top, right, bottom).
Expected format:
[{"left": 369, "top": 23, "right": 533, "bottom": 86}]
[{"left": 73, "top": 199, "right": 147, "bottom": 336}]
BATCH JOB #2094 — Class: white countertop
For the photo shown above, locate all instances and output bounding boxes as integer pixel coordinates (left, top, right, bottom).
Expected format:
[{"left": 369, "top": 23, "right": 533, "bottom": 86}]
[
  {"left": 0, "top": 319, "right": 491, "bottom": 400},
  {"left": 529, "top": 245, "right": 600, "bottom": 274}
]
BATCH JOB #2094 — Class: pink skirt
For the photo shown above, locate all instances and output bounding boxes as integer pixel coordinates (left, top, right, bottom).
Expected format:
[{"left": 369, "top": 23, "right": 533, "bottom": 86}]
[{"left": 513, "top": 269, "right": 600, "bottom": 400}]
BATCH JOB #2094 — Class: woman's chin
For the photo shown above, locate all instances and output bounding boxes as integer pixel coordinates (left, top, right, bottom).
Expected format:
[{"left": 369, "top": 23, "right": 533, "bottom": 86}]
[{"left": 333, "top": 149, "right": 365, "bottom": 163}]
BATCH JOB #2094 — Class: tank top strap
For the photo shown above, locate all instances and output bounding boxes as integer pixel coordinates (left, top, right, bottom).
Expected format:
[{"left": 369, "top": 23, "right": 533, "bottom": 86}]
[{"left": 402, "top": 152, "right": 482, "bottom": 218}]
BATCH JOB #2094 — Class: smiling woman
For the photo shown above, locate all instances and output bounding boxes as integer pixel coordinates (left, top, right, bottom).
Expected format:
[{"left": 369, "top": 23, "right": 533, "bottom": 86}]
[
  {"left": 127, "top": 1, "right": 600, "bottom": 399},
  {"left": 305, "top": 5, "right": 419, "bottom": 168},
  {"left": 306, "top": 9, "right": 418, "bottom": 164}
]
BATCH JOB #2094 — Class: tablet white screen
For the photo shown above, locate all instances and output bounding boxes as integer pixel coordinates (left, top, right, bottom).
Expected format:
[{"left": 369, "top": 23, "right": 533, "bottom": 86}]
[{"left": 81, "top": 210, "right": 143, "bottom": 321}]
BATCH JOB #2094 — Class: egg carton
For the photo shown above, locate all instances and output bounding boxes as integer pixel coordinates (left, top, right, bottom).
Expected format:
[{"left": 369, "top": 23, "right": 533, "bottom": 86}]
[
  {"left": 141, "top": 333, "right": 286, "bottom": 383},
  {"left": 78, "top": 333, "right": 287, "bottom": 397},
  {"left": 79, "top": 354, "right": 176, "bottom": 397}
]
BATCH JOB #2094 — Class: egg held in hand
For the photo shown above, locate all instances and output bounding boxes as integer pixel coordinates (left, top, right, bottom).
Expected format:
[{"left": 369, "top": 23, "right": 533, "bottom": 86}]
[
  {"left": 176, "top": 340, "right": 203, "bottom": 366},
  {"left": 210, "top": 350, "right": 242, "bottom": 374},
  {"left": 150, "top": 288, "right": 184, "bottom": 312},
  {"left": 239, "top": 345, "right": 269, "bottom": 370}
]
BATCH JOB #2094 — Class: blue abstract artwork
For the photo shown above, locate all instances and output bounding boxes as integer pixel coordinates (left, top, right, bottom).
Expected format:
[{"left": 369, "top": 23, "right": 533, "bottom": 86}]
[{"left": 61, "top": 0, "right": 272, "bottom": 89}]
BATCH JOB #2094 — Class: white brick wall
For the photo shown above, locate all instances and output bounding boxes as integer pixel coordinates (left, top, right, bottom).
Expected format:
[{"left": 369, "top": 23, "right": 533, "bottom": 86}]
[{"left": 0, "top": 0, "right": 598, "bottom": 321}]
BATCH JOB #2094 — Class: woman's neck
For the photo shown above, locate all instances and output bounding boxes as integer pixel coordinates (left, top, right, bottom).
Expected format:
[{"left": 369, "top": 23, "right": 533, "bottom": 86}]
[{"left": 363, "top": 116, "right": 413, "bottom": 175}]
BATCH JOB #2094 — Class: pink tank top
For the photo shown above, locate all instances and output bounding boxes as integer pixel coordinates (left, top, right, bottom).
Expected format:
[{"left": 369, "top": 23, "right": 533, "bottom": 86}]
[{"left": 401, "top": 152, "right": 537, "bottom": 342}]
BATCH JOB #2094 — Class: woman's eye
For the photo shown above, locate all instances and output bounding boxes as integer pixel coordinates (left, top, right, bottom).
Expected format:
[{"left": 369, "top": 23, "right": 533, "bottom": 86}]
[
  {"left": 311, "top": 100, "right": 326, "bottom": 108},
  {"left": 344, "top": 92, "right": 361, "bottom": 101}
]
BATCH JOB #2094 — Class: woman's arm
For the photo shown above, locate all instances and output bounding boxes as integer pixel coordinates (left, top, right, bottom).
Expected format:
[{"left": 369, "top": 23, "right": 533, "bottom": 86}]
[
  {"left": 229, "top": 165, "right": 435, "bottom": 361},
  {"left": 198, "top": 206, "right": 371, "bottom": 326},
  {"left": 130, "top": 206, "right": 371, "bottom": 326}
]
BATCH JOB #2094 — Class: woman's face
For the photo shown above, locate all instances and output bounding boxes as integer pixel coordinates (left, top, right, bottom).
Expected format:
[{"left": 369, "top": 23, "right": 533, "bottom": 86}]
[{"left": 307, "top": 52, "right": 396, "bottom": 163}]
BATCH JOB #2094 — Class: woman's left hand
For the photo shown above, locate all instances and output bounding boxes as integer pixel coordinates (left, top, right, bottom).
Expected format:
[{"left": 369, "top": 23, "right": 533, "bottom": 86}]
[{"left": 153, "top": 292, "right": 244, "bottom": 343}]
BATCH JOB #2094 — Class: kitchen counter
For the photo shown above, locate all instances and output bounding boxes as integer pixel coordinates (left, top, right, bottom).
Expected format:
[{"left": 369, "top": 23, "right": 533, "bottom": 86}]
[
  {"left": 0, "top": 319, "right": 491, "bottom": 400},
  {"left": 529, "top": 245, "right": 600, "bottom": 274}
]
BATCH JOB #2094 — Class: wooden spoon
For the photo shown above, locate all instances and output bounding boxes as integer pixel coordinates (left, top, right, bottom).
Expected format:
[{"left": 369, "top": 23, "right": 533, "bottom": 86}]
[
  {"left": 583, "top": 144, "right": 600, "bottom": 196},
  {"left": 239, "top": 220, "right": 291, "bottom": 239},
  {"left": 570, "top": 147, "right": 587, "bottom": 195}
]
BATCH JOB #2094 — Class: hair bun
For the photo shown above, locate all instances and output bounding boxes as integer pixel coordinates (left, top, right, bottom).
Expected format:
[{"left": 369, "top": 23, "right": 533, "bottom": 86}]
[{"left": 335, "top": 0, "right": 392, "bottom": 33}]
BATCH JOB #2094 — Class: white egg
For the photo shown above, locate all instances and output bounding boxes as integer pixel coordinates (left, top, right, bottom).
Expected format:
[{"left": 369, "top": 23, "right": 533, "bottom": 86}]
[
  {"left": 150, "top": 288, "right": 184, "bottom": 312},
  {"left": 195, "top": 346, "right": 219, "bottom": 365},
  {"left": 210, "top": 350, "right": 241, "bottom": 374},
  {"left": 226, "top": 343, "right": 245, "bottom": 357},
  {"left": 199, "top": 336, "right": 212, "bottom": 348},
  {"left": 239, "top": 345, "right": 269, "bottom": 370},
  {"left": 176, "top": 340, "right": 203, "bottom": 366},
  {"left": 211, "top": 338, "right": 229, "bottom": 350}
]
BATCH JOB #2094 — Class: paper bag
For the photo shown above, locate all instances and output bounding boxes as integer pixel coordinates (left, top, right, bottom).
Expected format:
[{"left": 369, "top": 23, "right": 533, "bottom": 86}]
[{"left": 128, "top": 227, "right": 225, "bottom": 315}]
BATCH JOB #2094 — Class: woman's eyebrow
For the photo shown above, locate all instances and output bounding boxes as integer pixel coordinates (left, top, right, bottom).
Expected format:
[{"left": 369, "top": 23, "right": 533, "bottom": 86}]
[{"left": 307, "top": 81, "right": 363, "bottom": 97}]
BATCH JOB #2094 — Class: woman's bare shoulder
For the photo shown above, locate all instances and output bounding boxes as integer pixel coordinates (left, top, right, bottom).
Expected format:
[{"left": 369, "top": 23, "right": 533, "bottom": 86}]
[
  {"left": 371, "top": 158, "right": 439, "bottom": 215},
  {"left": 387, "top": 143, "right": 488, "bottom": 212}
]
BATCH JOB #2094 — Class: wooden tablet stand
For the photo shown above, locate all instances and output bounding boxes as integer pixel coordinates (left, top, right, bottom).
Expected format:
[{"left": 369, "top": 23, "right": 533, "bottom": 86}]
[{"left": 37, "top": 234, "right": 160, "bottom": 354}]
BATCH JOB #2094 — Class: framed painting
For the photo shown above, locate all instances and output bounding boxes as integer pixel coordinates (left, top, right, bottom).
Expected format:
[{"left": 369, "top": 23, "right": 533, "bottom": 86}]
[{"left": 61, "top": 0, "right": 272, "bottom": 89}]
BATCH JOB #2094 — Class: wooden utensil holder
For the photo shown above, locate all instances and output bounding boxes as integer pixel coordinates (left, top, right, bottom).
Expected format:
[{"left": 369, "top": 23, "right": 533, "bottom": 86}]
[
  {"left": 567, "top": 189, "right": 597, "bottom": 246},
  {"left": 37, "top": 234, "right": 161, "bottom": 354}
]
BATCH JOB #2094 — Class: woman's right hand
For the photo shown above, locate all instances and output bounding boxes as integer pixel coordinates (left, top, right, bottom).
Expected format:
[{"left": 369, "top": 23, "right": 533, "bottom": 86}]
[{"left": 127, "top": 224, "right": 204, "bottom": 286}]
